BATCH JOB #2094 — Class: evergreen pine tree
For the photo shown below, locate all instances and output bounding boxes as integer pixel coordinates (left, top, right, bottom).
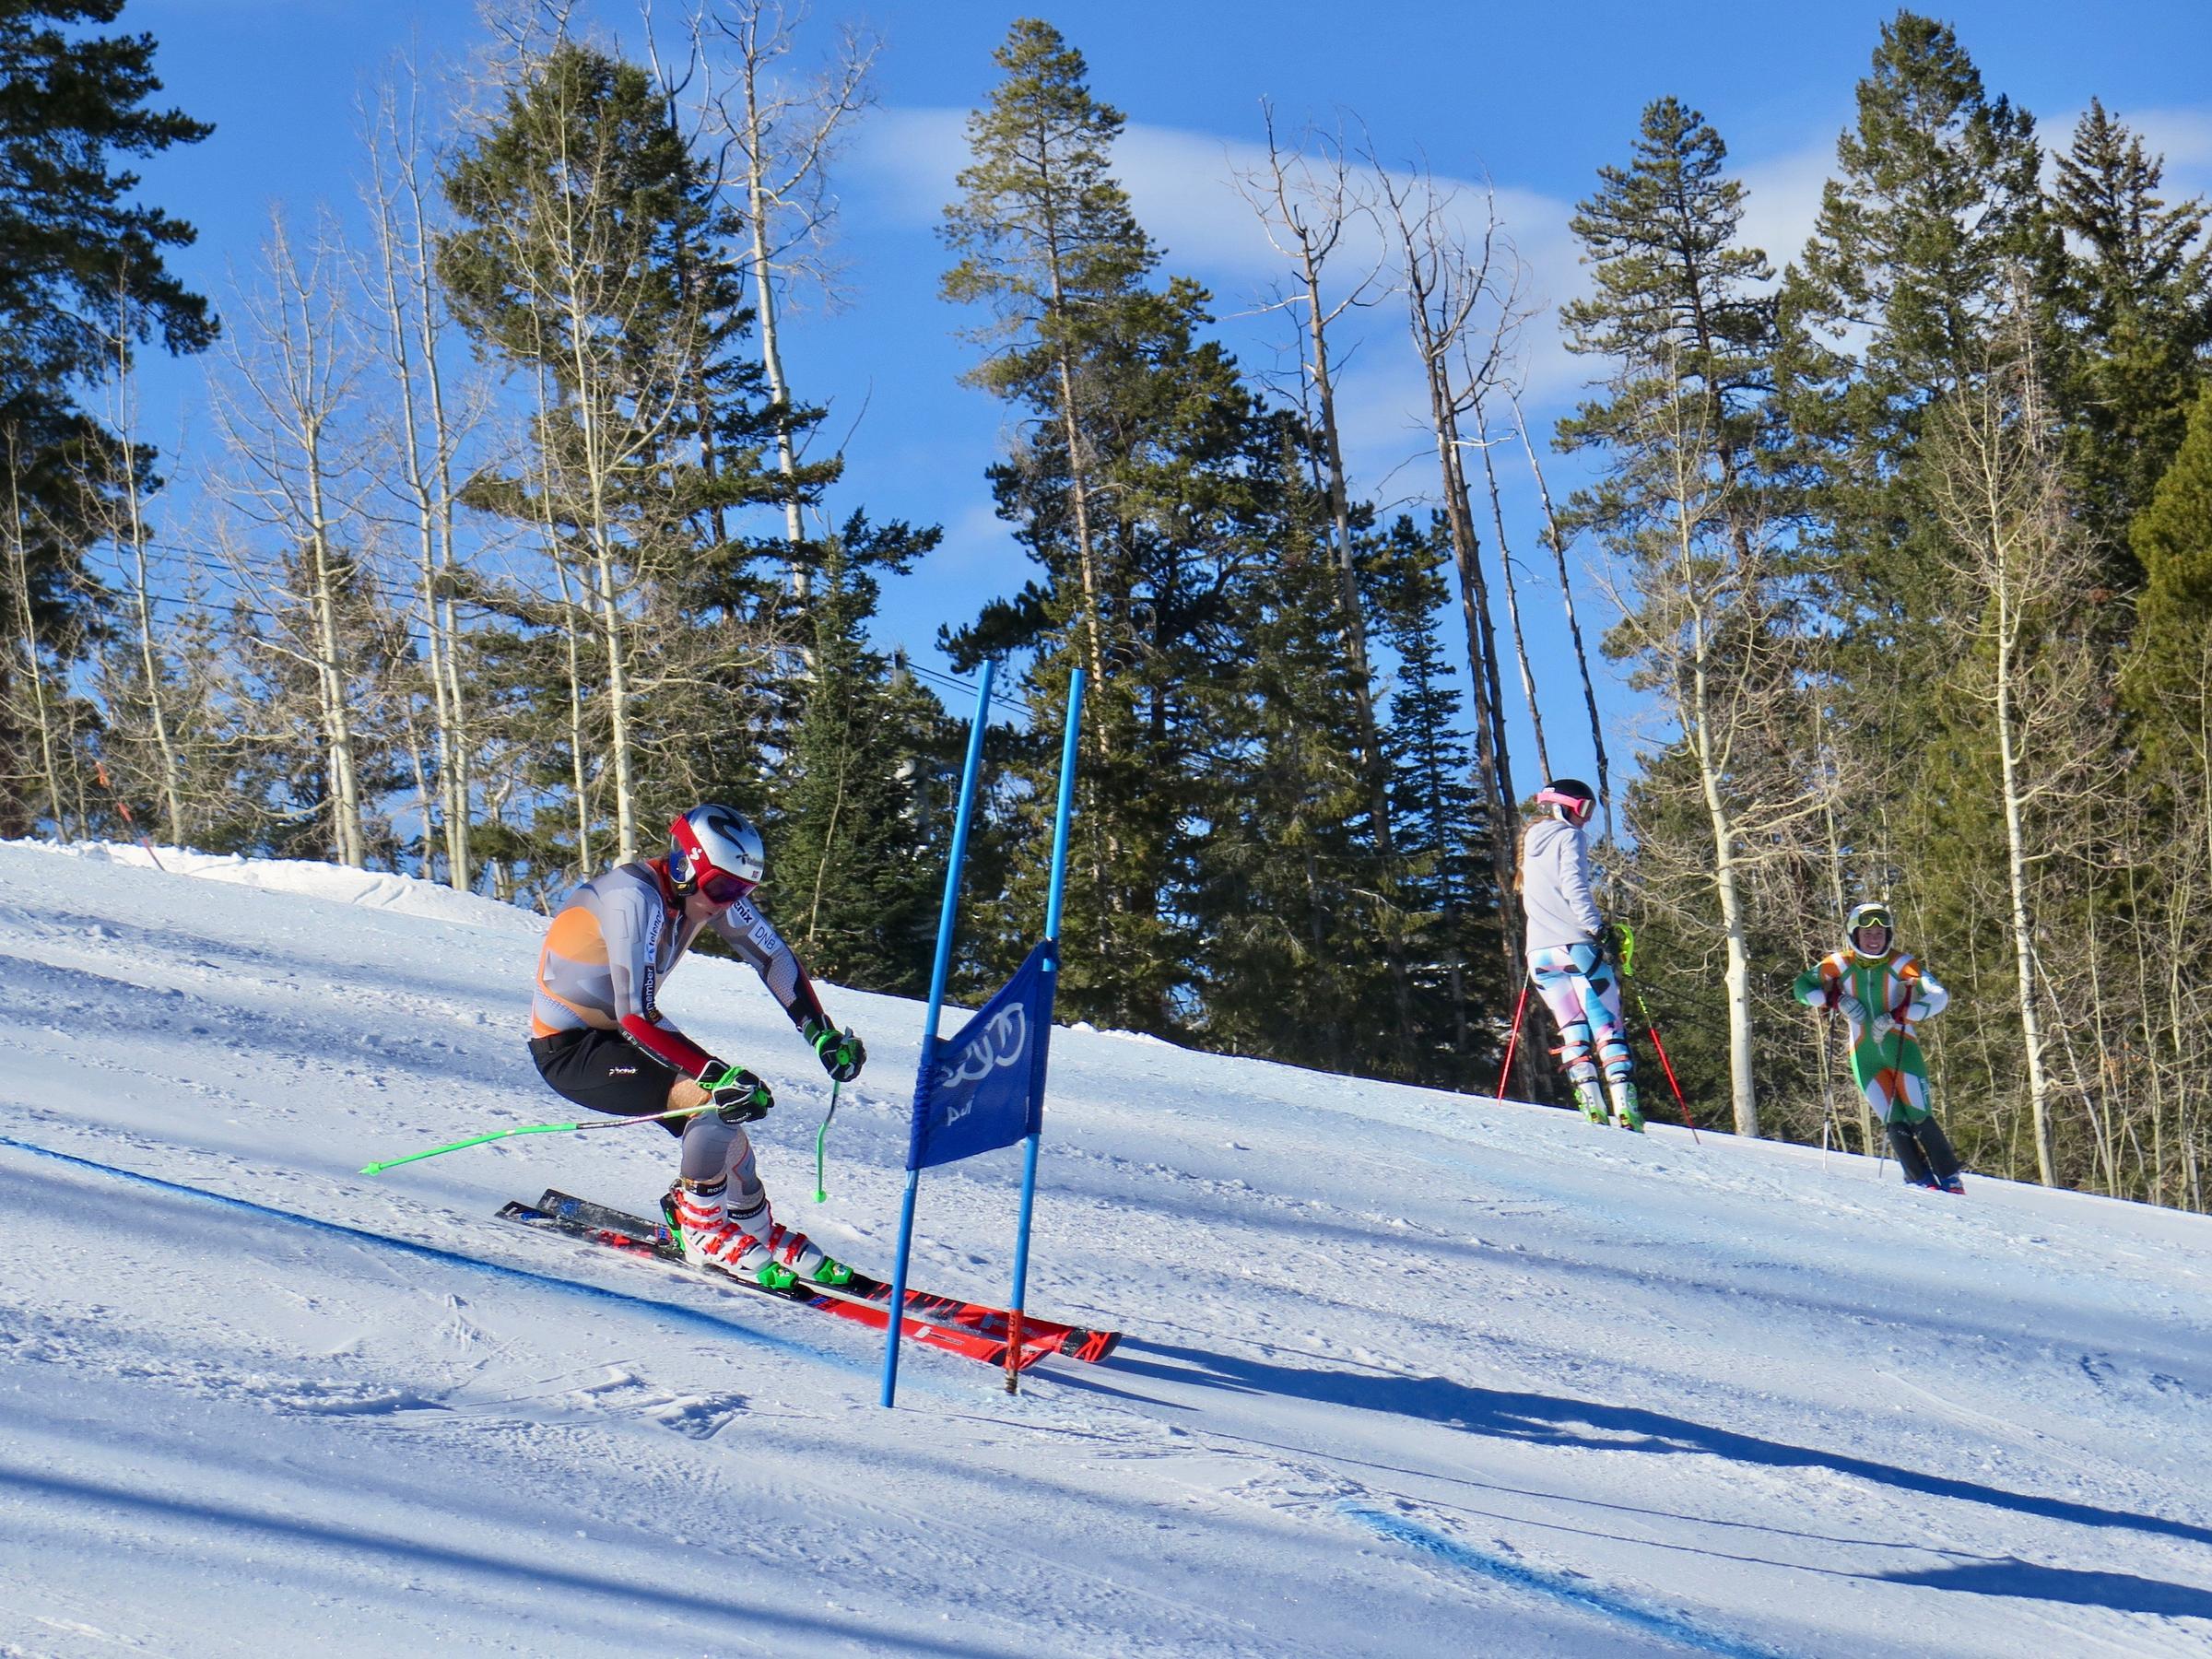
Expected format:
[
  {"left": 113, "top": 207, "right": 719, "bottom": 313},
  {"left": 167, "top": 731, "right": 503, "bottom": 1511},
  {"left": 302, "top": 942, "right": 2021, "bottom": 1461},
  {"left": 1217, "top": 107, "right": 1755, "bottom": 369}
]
[
  {"left": 1365, "top": 512, "right": 1499, "bottom": 1087},
  {"left": 0, "top": 0, "right": 211, "bottom": 833},
  {"left": 773, "top": 512, "right": 943, "bottom": 995},
  {"left": 2125, "top": 382, "right": 2212, "bottom": 747},
  {"left": 941, "top": 19, "right": 1280, "bottom": 1033},
  {"left": 1773, "top": 12, "right": 2053, "bottom": 1114},
  {"left": 2049, "top": 100, "right": 2212, "bottom": 590},
  {"left": 1557, "top": 96, "right": 1794, "bottom": 1137}
]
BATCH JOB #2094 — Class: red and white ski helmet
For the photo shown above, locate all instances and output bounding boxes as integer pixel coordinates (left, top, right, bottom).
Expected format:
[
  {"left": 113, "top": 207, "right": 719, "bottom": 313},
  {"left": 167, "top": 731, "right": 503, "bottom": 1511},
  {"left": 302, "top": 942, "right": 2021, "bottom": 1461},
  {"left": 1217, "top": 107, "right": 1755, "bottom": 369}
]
[
  {"left": 1535, "top": 777, "right": 1596, "bottom": 827},
  {"left": 669, "top": 804, "right": 764, "bottom": 904}
]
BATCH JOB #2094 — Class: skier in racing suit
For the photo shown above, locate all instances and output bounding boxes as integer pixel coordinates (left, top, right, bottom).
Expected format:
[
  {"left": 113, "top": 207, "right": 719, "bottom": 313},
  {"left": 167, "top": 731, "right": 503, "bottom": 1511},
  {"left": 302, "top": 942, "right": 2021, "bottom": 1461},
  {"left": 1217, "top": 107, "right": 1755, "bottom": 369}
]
[
  {"left": 1519, "top": 778, "right": 1642, "bottom": 1132},
  {"left": 528, "top": 804, "right": 867, "bottom": 1287},
  {"left": 1794, "top": 901, "right": 1962, "bottom": 1192}
]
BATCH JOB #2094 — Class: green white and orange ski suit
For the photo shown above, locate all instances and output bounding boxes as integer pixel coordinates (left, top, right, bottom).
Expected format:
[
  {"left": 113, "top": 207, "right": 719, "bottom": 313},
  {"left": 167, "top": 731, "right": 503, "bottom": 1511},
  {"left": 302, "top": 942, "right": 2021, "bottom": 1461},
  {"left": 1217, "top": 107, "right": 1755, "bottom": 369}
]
[{"left": 1792, "top": 947, "right": 1949, "bottom": 1124}]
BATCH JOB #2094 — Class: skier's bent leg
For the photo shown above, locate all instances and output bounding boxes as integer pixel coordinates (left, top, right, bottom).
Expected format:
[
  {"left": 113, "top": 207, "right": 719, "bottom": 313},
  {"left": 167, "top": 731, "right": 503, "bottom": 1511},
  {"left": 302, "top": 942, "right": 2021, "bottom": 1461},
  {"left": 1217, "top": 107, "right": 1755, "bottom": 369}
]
[
  {"left": 1579, "top": 956, "right": 1641, "bottom": 1131},
  {"left": 1532, "top": 948, "right": 1606, "bottom": 1120},
  {"left": 677, "top": 1109, "right": 844, "bottom": 1288},
  {"left": 1885, "top": 1118, "right": 1935, "bottom": 1185},
  {"left": 1914, "top": 1115, "right": 1962, "bottom": 1183}
]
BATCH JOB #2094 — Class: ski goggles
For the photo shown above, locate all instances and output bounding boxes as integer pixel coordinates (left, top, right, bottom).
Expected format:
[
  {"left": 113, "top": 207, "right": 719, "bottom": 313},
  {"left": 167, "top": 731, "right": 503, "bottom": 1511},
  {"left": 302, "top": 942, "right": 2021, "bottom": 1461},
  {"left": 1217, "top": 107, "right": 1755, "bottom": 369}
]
[
  {"left": 670, "top": 816, "right": 760, "bottom": 905},
  {"left": 1535, "top": 787, "right": 1594, "bottom": 824},
  {"left": 1850, "top": 907, "right": 1893, "bottom": 935},
  {"left": 697, "top": 868, "right": 757, "bottom": 905}
]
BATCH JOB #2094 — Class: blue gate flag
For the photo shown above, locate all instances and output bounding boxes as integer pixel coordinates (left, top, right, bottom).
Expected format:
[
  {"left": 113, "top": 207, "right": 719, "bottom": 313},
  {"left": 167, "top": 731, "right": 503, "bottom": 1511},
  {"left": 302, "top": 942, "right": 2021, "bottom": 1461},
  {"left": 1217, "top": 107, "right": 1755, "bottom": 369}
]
[{"left": 908, "top": 939, "right": 1058, "bottom": 1172}]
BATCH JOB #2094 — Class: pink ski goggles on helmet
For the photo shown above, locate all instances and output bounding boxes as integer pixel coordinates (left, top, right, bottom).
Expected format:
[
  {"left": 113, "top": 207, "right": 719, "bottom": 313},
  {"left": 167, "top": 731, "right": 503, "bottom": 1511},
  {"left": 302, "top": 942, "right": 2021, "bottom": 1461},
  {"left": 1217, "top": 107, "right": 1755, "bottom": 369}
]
[{"left": 1536, "top": 786, "right": 1594, "bottom": 826}]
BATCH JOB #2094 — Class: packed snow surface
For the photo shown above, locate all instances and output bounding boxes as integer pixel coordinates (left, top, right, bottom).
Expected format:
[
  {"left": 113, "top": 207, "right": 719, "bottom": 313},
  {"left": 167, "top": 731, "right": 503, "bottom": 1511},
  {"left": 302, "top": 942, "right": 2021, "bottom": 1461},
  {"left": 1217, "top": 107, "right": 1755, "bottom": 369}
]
[{"left": 3, "top": 839, "right": 2210, "bottom": 1656}]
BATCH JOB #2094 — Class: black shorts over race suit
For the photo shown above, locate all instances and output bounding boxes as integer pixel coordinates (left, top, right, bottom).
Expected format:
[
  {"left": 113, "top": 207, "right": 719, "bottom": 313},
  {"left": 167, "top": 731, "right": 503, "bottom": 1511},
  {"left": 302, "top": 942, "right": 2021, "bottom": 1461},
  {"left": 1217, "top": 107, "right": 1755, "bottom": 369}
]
[{"left": 529, "top": 1028, "right": 688, "bottom": 1137}]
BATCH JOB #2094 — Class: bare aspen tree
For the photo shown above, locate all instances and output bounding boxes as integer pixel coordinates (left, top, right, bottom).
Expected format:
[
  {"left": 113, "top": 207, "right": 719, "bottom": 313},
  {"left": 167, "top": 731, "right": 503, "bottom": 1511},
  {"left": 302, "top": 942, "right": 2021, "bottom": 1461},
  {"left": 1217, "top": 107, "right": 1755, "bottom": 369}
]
[
  {"left": 212, "top": 209, "right": 372, "bottom": 868},
  {"left": 691, "top": 0, "right": 875, "bottom": 589},
  {"left": 1234, "top": 106, "right": 1411, "bottom": 1040},
  {"left": 1, "top": 434, "right": 68, "bottom": 836},
  {"left": 1371, "top": 155, "right": 1521, "bottom": 960},
  {"left": 86, "top": 285, "right": 186, "bottom": 847},
  {"left": 441, "top": 41, "right": 723, "bottom": 864},
  {"left": 364, "top": 67, "right": 480, "bottom": 889},
  {"left": 1927, "top": 303, "right": 2121, "bottom": 1188},
  {"left": 1588, "top": 346, "right": 1823, "bottom": 1139}
]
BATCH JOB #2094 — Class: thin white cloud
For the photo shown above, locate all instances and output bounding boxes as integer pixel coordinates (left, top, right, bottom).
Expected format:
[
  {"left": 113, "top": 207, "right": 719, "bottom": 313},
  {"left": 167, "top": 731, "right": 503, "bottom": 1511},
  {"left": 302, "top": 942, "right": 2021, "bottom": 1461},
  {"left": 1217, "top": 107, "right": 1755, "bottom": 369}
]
[
  {"left": 849, "top": 93, "right": 2212, "bottom": 528},
  {"left": 848, "top": 104, "right": 1586, "bottom": 464},
  {"left": 1738, "top": 138, "right": 1837, "bottom": 278}
]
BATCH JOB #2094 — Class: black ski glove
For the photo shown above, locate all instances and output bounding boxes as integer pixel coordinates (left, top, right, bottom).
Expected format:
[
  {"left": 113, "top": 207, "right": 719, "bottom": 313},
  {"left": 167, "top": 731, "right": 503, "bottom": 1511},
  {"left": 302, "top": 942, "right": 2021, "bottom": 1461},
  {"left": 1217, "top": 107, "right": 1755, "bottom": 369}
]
[
  {"left": 804, "top": 1018, "right": 867, "bottom": 1083},
  {"left": 700, "top": 1060, "right": 773, "bottom": 1124},
  {"left": 1597, "top": 924, "right": 1625, "bottom": 968}
]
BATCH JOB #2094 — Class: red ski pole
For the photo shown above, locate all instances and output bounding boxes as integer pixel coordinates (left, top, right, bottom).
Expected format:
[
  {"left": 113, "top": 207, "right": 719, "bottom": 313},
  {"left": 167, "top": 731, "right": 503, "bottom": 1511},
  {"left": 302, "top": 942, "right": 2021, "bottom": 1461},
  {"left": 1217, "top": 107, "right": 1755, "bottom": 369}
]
[
  {"left": 93, "top": 760, "right": 163, "bottom": 870},
  {"left": 1641, "top": 1009, "right": 1698, "bottom": 1144},
  {"left": 1494, "top": 982, "right": 1531, "bottom": 1108}
]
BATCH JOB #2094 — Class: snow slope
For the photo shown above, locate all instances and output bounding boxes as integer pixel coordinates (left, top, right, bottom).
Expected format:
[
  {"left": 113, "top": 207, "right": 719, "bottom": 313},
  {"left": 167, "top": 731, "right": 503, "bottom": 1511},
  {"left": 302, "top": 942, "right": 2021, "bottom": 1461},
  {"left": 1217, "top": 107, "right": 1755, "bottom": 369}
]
[{"left": 3, "top": 839, "right": 2210, "bottom": 1657}]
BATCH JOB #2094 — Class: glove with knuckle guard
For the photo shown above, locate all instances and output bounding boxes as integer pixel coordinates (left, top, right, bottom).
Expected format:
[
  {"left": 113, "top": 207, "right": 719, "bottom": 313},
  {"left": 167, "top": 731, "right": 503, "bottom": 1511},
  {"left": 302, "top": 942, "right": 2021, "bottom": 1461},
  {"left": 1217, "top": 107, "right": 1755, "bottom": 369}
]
[
  {"left": 1836, "top": 994, "right": 1868, "bottom": 1027},
  {"left": 1872, "top": 1012, "right": 1900, "bottom": 1040},
  {"left": 804, "top": 1017, "right": 867, "bottom": 1084},
  {"left": 700, "top": 1060, "right": 773, "bottom": 1124}
]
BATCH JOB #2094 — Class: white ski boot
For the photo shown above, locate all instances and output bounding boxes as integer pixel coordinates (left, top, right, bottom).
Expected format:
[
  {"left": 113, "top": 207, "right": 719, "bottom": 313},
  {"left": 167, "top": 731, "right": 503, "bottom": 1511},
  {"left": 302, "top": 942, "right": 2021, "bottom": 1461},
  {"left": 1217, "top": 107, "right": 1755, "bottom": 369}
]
[
  {"left": 665, "top": 1180, "right": 771, "bottom": 1277},
  {"left": 1606, "top": 1077, "right": 1646, "bottom": 1134},
  {"left": 1571, "top": 1077, "right": 1608, "bottom": 1124},
  {"left": 731, "top": 1196, "right": 852, "bottom": 1289}
]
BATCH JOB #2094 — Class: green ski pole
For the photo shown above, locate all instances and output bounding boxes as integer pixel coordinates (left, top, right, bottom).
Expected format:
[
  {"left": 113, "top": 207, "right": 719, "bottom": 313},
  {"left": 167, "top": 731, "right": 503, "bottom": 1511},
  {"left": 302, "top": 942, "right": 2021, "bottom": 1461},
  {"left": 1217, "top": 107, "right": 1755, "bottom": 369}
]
[
  {"left": 360, "top": 1101, "right": 718, "bottom": 1176},
  {"left": 1618, "top": 924, "right": 1700, "bottom": 1144},
  {"left": 814, "top": 1081, "right": 841, "bottom": 1202}
]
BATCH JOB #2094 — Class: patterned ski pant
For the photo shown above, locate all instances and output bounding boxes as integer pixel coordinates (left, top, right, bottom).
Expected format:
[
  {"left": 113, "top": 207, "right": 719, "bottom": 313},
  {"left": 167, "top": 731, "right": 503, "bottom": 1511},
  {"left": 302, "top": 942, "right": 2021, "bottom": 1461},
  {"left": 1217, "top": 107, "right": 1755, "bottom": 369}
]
[
  {"left": 1530, "top": 943, "right": 1633, "bottom": 1089},
  {"left": 1852, "top": 1032, "right": 1933, "bottom": 1124}
]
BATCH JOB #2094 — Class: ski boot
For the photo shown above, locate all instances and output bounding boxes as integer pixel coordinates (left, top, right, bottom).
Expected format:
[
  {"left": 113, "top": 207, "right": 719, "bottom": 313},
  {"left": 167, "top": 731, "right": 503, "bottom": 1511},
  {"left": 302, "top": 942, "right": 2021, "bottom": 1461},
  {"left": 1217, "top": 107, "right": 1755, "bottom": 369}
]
[
  {"left": 1606, "top": 1077, "right": 1645, "bottom": 1134},
  {"left": 664, "top": 1181, "right": 765, "bottom": 1277},
  {"left": 1572, "top": 1078, "right": 1608, "bottom": 1124},
  {"left": 754, "top": 1222, "right": 854, "bottom": 1290}
]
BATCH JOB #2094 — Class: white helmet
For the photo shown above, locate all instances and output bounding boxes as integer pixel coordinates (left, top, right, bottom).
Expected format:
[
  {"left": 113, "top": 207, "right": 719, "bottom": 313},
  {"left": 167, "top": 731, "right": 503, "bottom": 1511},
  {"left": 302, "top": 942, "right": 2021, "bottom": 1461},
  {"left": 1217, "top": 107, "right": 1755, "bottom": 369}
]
[
  {"left": 1845, "top": 900, "right": 1893, "bottom": 956},
  {"left": 669, "top": 804, "right": 764, "bottom": 903}
]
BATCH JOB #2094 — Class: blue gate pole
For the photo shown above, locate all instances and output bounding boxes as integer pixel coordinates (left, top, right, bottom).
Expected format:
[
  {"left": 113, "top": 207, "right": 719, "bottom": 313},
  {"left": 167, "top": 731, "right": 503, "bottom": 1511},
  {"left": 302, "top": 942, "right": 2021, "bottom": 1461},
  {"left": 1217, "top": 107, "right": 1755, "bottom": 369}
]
[
  {"left": 882, "top": 656, "right": 995, "bottom": 1408},
  {"left": 1005, "top": 667, "right": 1084, "bottom": 1390}
]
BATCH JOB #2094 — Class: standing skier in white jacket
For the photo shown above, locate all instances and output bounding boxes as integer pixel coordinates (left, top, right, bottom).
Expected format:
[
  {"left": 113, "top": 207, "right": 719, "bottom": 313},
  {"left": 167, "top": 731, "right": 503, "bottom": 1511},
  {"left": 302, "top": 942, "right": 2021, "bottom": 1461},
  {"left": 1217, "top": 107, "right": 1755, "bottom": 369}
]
[{"left": 1518, "top": 778, "right": 1642, "bottom": 1132}]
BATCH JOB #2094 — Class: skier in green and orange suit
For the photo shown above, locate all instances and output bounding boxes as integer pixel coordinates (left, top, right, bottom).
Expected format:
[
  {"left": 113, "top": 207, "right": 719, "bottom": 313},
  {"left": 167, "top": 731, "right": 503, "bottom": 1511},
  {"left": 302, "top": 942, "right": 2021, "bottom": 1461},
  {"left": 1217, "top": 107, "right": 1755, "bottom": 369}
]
[{"left": 1793, "top": 901, "right": 1964, "bottom": 1193}]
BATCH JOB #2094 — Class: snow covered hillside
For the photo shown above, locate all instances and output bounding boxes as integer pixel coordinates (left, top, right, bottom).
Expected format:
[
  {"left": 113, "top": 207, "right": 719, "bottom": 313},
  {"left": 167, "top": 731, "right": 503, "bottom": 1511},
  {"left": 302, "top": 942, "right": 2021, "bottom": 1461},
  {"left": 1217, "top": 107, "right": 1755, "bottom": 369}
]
[{"left": 4, "top": 841, "right": 2211, "bottom": 1657}]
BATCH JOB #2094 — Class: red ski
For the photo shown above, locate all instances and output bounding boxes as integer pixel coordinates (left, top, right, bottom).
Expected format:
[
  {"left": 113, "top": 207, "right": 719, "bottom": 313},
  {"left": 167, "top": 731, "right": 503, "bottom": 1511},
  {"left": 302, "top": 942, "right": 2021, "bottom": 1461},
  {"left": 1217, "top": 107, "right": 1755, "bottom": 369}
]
[
  {"left": 499, "top": 1197, "right": 1048, "bottom": 1371},
  {"left": 537, "top": 1189, "right": 1122, "bottom": 1364}
]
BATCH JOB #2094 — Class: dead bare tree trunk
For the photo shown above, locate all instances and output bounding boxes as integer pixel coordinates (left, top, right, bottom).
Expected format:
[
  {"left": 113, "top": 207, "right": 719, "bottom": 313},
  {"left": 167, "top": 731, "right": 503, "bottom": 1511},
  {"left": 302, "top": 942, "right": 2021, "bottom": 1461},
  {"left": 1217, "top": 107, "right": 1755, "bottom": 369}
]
[
  {"left": 1471, "top": 388, "right": 1548, "bottom": 781},
  {"left": 1372, "top": 155, "right": 1521, "bottom": 974},
  {"left": 1512, "top": 393, "right": 1612, "bottom": 847},
  {"left": 1237, "top": 107, "right": 1414, "bottom": 1056}
]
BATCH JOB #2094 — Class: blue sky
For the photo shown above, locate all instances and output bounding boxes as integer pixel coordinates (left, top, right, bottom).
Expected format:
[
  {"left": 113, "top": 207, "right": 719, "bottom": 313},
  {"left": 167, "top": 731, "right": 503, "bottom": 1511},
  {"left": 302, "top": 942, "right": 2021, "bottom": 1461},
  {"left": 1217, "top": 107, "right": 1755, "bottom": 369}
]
[{"left": 120, "top": 0, "right": 2212, "bottom": 790}]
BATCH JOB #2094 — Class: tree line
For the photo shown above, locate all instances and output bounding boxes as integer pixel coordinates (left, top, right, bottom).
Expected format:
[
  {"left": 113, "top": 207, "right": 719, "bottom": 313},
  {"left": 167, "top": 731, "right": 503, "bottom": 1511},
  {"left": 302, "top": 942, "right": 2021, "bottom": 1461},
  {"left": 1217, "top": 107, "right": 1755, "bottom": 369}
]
[{"left": 3, "top": 3, "right": 2208, "bottom": 1206}]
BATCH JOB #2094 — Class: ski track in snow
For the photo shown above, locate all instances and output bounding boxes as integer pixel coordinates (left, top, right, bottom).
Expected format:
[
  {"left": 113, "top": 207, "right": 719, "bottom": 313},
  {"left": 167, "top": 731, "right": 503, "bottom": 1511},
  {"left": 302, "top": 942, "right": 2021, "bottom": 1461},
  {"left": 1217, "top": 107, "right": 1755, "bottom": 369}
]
[{"left": 3, "top": 839, "right": 2212, "bottom": 1655}]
